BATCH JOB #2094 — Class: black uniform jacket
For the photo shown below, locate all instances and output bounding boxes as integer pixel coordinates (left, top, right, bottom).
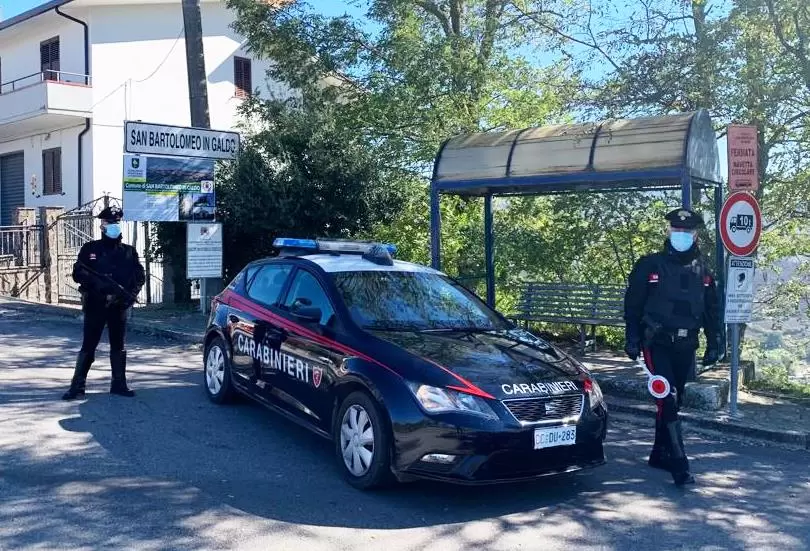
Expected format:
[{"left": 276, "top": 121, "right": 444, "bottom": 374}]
[
  {"left": 72, "top": 235, "right": 145, "bottom": 308},
  {"left": 624, "top": 241, "right": 720, "bottom": 350}
]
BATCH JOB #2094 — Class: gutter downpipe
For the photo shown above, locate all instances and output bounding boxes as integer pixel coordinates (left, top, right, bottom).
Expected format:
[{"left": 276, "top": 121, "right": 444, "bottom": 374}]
[{"left": 55, "top": 5, "right": 90, "bottom": 208}]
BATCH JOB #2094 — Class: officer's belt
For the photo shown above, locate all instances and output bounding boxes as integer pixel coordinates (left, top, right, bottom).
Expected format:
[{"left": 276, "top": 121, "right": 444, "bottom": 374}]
[{"left": 651, "top": 327, "right": 696, "bottom": 342}]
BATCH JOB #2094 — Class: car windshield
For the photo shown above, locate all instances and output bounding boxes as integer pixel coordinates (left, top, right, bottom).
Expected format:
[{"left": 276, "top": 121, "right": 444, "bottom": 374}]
[{"left": 330, "top": 270, "right": 510, "bottom": 332}]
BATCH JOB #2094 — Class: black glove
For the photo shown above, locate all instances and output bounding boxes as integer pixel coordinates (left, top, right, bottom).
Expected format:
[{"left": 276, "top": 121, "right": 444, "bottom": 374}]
[
  {"left": 625, "top": 341, "right": 640, "bottom": 361},
  {"left": 702, "top": 347, "right": 719, "bottom": 366}
]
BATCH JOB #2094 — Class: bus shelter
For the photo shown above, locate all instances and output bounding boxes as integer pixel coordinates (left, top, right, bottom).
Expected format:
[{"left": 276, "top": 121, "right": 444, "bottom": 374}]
[{"left": 429, "top": 109, "right": 726, "bottom": 335}]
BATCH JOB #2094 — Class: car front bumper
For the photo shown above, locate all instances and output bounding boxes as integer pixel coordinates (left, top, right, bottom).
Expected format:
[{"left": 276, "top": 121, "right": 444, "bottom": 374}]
[{"left": 390, "top": 402, "right": 608, "bottom": 485}]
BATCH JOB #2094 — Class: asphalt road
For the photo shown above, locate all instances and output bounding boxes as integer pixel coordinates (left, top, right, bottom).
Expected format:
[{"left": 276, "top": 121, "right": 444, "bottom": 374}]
[{"left": 1, "top": 304, "right": 809, "bottom": 551}]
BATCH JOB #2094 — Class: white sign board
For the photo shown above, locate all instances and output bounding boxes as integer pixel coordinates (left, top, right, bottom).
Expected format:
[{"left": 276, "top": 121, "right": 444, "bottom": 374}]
[
  {"left": 725, "top": 256, "right": 755, "bottom": 323},
  {"left": 125, "top": 121, "right": 240, "bottom": 160},
  {"left": 187, "top": 223, "right": 223, "bottom": 279}
]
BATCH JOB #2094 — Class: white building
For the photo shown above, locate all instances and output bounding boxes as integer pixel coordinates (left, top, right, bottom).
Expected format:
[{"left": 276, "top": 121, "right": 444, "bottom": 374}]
[{"left": 0, "top": 0, "right": 284, "bottom": 224}]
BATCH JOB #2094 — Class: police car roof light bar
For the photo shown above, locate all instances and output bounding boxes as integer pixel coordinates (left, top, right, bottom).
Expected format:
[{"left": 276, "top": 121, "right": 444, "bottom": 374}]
[
  {"left": 273, "top": 238, "right": 318, "bottom": 250},
  {"left": 273, "top": 237, "right": 397, "bottom": 256}
]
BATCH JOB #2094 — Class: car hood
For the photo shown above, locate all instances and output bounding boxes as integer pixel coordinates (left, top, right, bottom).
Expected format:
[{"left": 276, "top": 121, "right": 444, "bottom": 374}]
[{"left": 369, "top": 328, "right": 586, "bottom": 400}]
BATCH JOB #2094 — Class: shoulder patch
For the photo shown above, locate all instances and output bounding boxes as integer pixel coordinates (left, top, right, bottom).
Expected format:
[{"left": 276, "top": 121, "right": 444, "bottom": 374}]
[
  {"left": 703, "top": 275, "right": 712, "bottom": 287},
  {"left": 648, "top": 273, "right": 659, "bottom": 283}
]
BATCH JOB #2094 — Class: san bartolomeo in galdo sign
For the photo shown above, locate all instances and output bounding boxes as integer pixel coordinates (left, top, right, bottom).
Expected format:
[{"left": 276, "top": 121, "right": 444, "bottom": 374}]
[{"left": 124, "top": 120, "right": 240, "bottom": 161}]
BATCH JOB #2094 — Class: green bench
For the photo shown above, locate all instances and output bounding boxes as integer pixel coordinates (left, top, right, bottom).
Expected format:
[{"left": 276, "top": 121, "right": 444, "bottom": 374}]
[{"left": 509, "top": 282, "right": 627, "bottom": 353}]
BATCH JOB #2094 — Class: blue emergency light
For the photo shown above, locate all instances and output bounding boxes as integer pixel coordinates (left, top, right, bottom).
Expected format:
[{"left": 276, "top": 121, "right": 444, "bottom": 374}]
[{"left": 273, "top": 237, "right": 397, "bottom": 256}]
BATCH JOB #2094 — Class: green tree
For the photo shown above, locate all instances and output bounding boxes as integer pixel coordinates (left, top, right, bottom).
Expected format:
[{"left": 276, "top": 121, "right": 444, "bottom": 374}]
[
  {"left": 214, "top": 95, "right": 405, "bottom": 280},
  {"left": 221, "top": 0, "right": 597, "bottom": 297},
  {"left": 551, "top": 0, "right": 810, "bottom": 355}
]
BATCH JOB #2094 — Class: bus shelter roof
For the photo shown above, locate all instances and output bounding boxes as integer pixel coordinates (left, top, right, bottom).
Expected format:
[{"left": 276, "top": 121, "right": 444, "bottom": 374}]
[{"left": 431, "top": 109, "right": 723, "bottom": 197}]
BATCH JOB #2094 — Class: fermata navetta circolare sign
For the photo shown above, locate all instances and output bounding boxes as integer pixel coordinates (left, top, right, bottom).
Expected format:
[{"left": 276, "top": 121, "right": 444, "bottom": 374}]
[{"left": 124, "top": 121, "right": 240, "bottom": 161}]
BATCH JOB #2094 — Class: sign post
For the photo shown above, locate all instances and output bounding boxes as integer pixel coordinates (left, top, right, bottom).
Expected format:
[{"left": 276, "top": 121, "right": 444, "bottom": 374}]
[
  {"left": 727, "top": 125, "right": 760, "bottom": 192},
  {"left": 187, "top": 222, "right": 223, "bottom": 280},
  {"left": 719, "top": 189, "right": 761, "bottom": 416},
  {"left": 123, "top": 120, "right": 240, "bottom": 313}
]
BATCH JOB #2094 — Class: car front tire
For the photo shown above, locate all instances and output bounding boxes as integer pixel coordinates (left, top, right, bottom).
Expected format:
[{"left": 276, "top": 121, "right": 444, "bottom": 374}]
[
  {"left": 334, "top": 391, "right": 394, "bottom": 490},
  {"left": 204, "top": 335, "right": 235, "bottom": 404}
]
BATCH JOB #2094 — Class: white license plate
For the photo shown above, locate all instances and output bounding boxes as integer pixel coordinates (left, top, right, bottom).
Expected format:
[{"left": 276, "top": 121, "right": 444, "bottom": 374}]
[{"left": 534, "top": 426, "right": 577, "bottom": 449}]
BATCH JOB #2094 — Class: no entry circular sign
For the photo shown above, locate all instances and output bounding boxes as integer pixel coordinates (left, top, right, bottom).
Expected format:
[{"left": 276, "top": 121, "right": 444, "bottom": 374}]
[{"left": 719, "top": 192, "right": 762, "bottom": 256}]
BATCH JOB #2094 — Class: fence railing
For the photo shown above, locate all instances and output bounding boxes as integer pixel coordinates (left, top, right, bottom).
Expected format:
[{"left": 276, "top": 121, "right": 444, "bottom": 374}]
[
  {"left": 0, "top": 71, "right": 92, "bottom": 94},
  {"left": 0, "top": 225, "right": 44, "bottom": 268}
]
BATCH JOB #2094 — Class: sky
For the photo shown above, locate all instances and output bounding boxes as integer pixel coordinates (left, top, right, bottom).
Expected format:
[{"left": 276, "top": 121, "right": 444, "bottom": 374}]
[{"left": 0, "top": 0, "right": 728, "bottom": 177}]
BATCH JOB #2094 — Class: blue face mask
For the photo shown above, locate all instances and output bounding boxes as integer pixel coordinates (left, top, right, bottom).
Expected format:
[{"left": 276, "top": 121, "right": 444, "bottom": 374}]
[
  {"left": 104, "top": 223, "right": 121, "bottom": 239},
  {"left": 670, "top": 231, "right": 694, "bottom": 252}
]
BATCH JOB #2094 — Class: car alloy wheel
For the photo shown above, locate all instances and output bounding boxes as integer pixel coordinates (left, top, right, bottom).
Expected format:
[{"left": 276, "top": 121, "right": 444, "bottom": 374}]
[
  {"left": 206, "top": 344, "right": 225, "bottom": 395},
  {"left": 204, "top": 336, "right": 234, "bottom": 403},
  {"left": 340, "top": 404, "right": 375, "bottom": 476}
]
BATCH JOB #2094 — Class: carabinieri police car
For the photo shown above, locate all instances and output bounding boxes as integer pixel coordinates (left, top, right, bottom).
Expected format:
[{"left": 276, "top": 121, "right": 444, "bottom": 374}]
[{"left": 202, "top": 238, "right": 608, "bottom": 489}]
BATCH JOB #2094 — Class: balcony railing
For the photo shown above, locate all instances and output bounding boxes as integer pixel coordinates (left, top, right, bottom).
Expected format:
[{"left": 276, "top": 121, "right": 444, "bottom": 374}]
[{"left": 0, "top": 70, "right": 91, "bottom": 94}]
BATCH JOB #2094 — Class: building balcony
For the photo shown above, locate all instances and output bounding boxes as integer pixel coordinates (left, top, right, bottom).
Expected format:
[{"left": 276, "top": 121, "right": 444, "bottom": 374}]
[{"left": 0, "top": 71, "right": 92, "bottom": 142}]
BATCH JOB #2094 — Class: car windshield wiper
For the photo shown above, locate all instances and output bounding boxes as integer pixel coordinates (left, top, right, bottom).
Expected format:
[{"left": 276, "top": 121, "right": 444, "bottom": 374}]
[{"left": 416, "top": 327, "right": 495, "bottom": 333}]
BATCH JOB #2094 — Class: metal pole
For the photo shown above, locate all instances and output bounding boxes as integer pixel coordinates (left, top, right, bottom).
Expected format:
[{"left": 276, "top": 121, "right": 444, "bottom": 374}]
[
  {"left": 715, "top": 184, "right": 727, "bottom": 359},
  {"left": 484, "top": 194, "right": 494, "bottom": 308},
  {"left": 144, "top": 221, "right": 152, "bottom": 305},
  {"left": 729, "top": 322, "right": 740, "bottom": 416},
  {"left": 430, "top": 186, "right": 442, "bottom": 271}
]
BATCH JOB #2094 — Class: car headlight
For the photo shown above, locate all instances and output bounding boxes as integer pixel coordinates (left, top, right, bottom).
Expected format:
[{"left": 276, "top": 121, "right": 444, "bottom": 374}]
[
  {"left": 585, "top": 378, "right": 605, "bottom": 409},
  {"left": 407, "top": 383, "right": 499, "bottom": 420}
]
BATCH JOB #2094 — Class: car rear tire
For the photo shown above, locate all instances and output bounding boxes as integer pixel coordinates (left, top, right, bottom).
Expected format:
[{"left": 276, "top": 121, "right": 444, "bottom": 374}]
[
  {"left": 204, "top": 335, "right": 235, "bottom": 404},
  {"left": 334, "top": 391, "right": 394, "bottom": 490}
]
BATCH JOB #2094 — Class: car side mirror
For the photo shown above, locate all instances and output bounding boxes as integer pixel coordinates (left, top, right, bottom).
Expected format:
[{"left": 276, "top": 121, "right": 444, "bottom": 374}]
[{"left": 291, "top": 304, "right": 322, "bottom": 324}]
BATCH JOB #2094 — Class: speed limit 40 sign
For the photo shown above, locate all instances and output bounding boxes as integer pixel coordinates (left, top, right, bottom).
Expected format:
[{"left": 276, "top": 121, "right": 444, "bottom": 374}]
[{"left": 719, "top": 192, "right": 762, "bottom": 257}]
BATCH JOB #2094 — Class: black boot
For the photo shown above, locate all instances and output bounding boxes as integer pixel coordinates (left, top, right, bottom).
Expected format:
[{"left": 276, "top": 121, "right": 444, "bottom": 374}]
[
  {"left": 648, "top": 419, "right": 670, "bottom": 470},
  {"left": 110, "top": 350, "right": 135, "bottom": 397},
  {"left": 62, "top": 351, "right": 94, "bottom": 400},
  {"left": 666, "top": 420, "right": 695, "bottom": 486}
]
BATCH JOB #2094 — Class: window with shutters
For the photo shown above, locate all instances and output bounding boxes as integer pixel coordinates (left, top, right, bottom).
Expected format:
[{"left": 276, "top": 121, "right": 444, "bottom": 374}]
[
  {"left": 40, "top": 37, "right": 60, "bottom": 81},
  {"left": 234, "top": 56, "right": 252, "bottom": 98},
  {"left": 42, "top": 148, "right": 62, "bottom": 195}
]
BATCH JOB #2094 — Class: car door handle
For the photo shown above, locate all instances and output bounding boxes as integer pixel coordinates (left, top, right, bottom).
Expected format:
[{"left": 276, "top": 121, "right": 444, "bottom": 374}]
[{"left": 228, "top": 314, "right": 240, "bottom": 323}]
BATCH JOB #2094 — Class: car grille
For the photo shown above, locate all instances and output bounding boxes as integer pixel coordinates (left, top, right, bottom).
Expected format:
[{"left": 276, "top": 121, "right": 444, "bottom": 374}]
[{"left": 502, "top": 394, "right": 584, "bottom": 424}]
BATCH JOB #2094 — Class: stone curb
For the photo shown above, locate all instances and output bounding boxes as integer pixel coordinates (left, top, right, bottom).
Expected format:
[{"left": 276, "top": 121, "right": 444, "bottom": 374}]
[
  {"left": 606, "top": 397, "right": 810, "bottom": 450},
  {"left": 593, "top": 372, "right": 729, "bottom": 412}
]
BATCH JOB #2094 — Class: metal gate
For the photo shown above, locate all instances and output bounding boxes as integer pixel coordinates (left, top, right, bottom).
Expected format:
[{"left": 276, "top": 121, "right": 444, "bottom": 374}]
[{"left": 55, "top": 196, "right": 122, "bottom": 304}]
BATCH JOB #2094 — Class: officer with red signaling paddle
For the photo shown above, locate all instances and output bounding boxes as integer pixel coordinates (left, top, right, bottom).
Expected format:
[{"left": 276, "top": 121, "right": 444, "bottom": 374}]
[{"left": 623, "top": 208, "right": 721, "bottom": 486}]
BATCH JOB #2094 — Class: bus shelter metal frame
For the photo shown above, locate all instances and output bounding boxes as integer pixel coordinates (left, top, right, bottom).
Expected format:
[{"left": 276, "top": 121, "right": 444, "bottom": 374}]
[{"left": 428, "top": 109, "right": 726, "bottom": 350}]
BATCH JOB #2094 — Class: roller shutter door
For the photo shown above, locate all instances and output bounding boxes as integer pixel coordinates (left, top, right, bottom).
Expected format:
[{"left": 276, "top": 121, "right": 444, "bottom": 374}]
[{"left": 0, "top": 152, "right": 25, "bottom": 226}]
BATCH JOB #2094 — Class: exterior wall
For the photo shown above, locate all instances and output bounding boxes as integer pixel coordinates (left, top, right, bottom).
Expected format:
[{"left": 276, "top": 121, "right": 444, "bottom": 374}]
[
  {"left": 0, "top": 8, "right": 89, "bottom": 213},
  {"left": 0, "top": 1, "right": 288, "bottom": 213},
  {"left": 0, "top": 9, "right": 88, "bottom": 88},
  {"left": 0, "top": 125, "right": 84, "bottom": 212},
  {"left": 87, "top": 1, "right": 285, "bottom": 202}
]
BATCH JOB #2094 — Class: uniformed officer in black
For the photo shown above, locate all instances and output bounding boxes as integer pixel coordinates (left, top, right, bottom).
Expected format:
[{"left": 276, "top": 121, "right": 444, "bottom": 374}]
[
  {"left": 623, "top": 208, "right": 720, "bottom": 486},
  {"left": 62, "top": 206, "right": 145, "bottom": 400}
]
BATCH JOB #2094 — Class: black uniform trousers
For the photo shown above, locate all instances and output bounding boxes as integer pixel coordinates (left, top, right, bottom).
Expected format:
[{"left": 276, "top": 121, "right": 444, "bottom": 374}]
[
  {"left": 81, "top": 303, "right": 128, "bottom": 354},
  {"left": 642, "top": 339, "right": 694, "bottom": 476},
  {"left": 65, "top": 299, "right": 131, "bottom": 396}
]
